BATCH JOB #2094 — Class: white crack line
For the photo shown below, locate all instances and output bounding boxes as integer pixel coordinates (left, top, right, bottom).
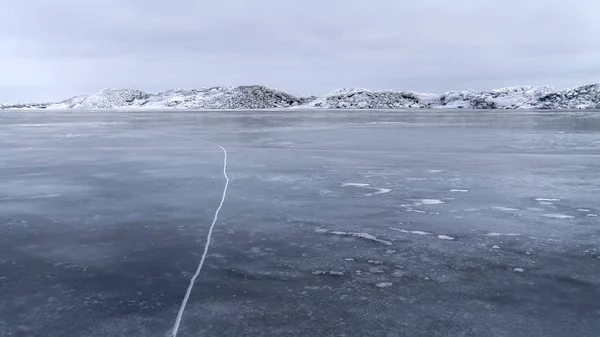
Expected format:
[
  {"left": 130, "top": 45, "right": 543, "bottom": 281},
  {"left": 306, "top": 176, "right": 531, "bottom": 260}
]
[{"left": 169, "top": 140, "right": 229, "bottom": 337}]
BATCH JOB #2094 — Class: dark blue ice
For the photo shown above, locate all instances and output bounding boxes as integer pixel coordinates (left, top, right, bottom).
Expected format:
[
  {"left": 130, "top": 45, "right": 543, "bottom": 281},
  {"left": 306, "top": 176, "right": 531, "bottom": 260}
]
[{"left": 1, "top": 110, "right": 599, "bottom": 336}]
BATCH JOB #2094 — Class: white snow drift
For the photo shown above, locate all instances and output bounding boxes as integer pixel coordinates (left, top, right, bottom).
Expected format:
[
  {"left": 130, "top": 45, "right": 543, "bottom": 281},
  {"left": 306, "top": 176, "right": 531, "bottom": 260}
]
[{"left": 2, "top": 83, "right": 599, "bottom": 110}]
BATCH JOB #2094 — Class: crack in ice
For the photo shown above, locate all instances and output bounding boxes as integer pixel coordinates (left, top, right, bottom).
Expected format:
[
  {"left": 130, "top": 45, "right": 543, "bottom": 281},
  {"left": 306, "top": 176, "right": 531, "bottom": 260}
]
[{"left": 169, "top": 141, "right": 229, "bottom": 337}]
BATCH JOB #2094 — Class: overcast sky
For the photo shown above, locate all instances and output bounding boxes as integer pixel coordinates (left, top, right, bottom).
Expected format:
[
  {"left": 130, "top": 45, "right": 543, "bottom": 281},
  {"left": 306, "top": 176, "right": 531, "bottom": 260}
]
[{"left": 1, "top": 0, "right": 599, "bottom": 102}]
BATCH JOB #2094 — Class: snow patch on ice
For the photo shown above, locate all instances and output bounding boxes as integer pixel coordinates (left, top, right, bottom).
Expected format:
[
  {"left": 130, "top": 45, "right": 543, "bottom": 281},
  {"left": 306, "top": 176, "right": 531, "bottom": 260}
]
[
  {"left": 450, "top": 189, "right": 469, "bottom": 192},
  {"left": 411, "top": 199, "right": 445, "bottom": 206},
  {"left": 389, "top": 227, "right": 433, "bottom": 236},
  {"left": 405, "top": 209, "right": 427, "bottom": 213},
  {"left": 543, "top": 213, "right": 574, "bottom": 219},
  {"left": 342, "top": 183, "right": 370, "bottom": 187},
  {"left": 374, "top": 282, "right": 393, "bottom": 288},
  {"left": 535, "top": 198, "right": 561, "bottom": 202},
  {"left": 437, "top": 235, "right": 455, "bottom": 240},
  {"left": 368, "top": 260, "right": 384, "bottom": 265},
  {"left": 492, "top": 206, "right": 519, "bottom": 211},
  {"left": 577, "top": 209, "right": 591, "bottom": 212},
  {"left": 513, "top": 268, "right": 525, "bottom": 273},
  {"left": 328, "top": 231, "right": 393, "bottom": 246},
  {"left": 0, "top": 193, "right": 62, "bottom": 201},
  {"left": 391, "top": 271, "right": 407, "bottom": 278},
  {"left": 365, "top": 188, "right": 392, "bottom": 196},
  {"left": 492, "top": 245, "right": 501, "bottom": 249},
  {"left": 343, "top": 183, "right": 392, "bottom": 196},
  {"left": 486, "top": 232, "right": 522, "bottom": 237},
  {"left": 587, "top": 214, "right": 598, "bottom": 217}
]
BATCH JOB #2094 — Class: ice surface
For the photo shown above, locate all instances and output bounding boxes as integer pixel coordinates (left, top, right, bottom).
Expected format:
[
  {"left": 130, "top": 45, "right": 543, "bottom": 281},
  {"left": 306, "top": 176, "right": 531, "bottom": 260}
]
[
  {"left": 2, "top": 110, "right": 600, "bottom": 337},
  {"left": 0, "top": 194, "right": 61, "bottom": 201}
]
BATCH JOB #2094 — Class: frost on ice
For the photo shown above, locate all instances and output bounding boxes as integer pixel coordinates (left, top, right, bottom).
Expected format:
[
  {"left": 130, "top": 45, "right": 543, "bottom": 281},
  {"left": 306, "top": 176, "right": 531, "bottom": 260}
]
[
  {"left": 327, "top": 231, "right": 393, "bottom": 246},
  {"left": 313, "top": 270, "right": 345, "bottom": 277},
  {"left": 388, "top": 227, "right": 433, "bottom": 236},
  {"left": 409, "top": 199, "right": 445, "bottom": 206},
  {"left": 342, "top": 183, "right": 392, "bottom": 196},
  {"left": 374, "top": 282, "right": 393, "bottom": 288},
  {"left": 492, "top": 206, "right": 519, "bottom": 212},
  {"left": 486, "top": 233, "right": 522, "bottom": 237}
]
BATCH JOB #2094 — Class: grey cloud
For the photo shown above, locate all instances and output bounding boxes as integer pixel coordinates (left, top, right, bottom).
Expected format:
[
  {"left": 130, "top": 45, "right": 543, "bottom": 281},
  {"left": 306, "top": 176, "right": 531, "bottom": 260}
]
[{"left": 1, "top": 0, "right": 599, "bottom": 102}]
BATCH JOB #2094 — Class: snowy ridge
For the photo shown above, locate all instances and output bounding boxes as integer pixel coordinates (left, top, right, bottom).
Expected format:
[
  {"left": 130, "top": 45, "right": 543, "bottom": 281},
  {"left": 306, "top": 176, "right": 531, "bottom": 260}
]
[
  {"left": 2, "top": 83, "right": 599, "bottom": 110},
  {"left": 52, "top": 86, "right": 313, "bottom": 110},
  {"left": 311, "top": 83, "right": 600, "bottom": 109},
  {"left": 3, "top": 85, "right": 313, "bottom": 110},
  {"left": 439, "top": 84, "right": 600, "bottom": 109},
  {"left": 305, "top": 88, "right": 437, "bottom": 109}
]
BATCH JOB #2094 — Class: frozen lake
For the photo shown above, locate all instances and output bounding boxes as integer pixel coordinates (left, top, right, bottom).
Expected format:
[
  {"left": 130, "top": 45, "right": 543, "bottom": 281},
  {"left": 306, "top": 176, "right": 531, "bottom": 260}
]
[{"left": 1, "top": 110, "right": 599, "bottom": 336}]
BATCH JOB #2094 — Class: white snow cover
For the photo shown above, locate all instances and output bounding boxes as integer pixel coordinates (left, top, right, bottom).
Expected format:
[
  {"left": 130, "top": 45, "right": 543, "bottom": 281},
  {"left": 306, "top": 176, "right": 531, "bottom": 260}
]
[
  {"left": 2, "top": 83, "right": 599, "bottom": 110},
  {"left": 3, "top": 86, "right": 313, "bottom": 110}
]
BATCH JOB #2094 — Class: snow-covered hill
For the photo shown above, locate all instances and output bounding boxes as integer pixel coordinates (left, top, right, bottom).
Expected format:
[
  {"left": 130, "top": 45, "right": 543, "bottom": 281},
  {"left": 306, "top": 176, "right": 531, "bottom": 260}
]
[
  {"left": 47, "top": 85, "right": 313, "bottom": 110},
  {"left": 439, "top": 84, "right": 600, "bottom": 109},
  {"left": 305, "top": 88, "right": 438, "bottom": 109},
  {"left": 309, "top": 83, "right": 600, "bottom": 109},
  {"left": 2, "top": 83, "right": 599, "bottom": 110}
]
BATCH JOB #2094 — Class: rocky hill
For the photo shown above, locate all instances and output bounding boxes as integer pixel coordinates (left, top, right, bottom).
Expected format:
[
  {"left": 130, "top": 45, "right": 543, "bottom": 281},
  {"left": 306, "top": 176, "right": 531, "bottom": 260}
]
[{"left": 2, "top": 83, "right": 599, "bottom": 110}]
